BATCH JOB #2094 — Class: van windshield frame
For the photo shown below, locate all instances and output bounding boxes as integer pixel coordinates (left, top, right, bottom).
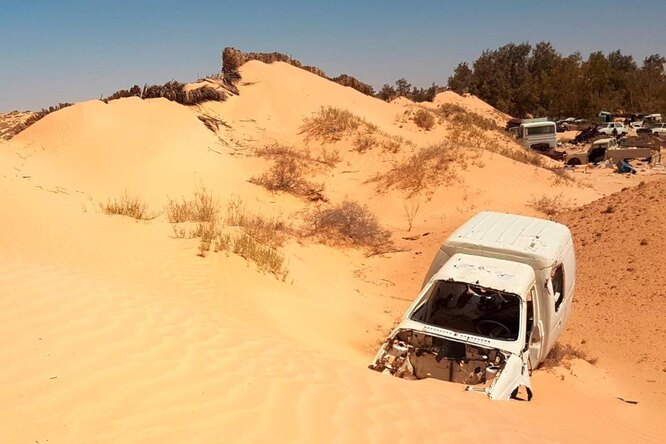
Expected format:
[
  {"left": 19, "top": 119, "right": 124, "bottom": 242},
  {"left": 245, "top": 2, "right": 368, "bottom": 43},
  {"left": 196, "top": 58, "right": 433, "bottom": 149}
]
[{"left": 410, "top": 280, "right": 523, "bottom": 342}]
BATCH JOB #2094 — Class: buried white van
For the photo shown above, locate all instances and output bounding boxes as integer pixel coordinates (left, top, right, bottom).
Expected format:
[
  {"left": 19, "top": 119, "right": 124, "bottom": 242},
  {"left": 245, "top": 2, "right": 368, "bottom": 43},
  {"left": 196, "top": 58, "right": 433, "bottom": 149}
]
[{"left": 370, "top": 212, "right": 575, "bottom": 400}]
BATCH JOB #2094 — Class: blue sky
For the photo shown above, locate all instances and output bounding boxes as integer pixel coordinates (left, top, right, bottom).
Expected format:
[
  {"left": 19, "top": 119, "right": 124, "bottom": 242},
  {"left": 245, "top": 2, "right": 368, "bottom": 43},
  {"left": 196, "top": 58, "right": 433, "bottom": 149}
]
[{"left": 1, "top": 0, "right": 665, "bottom": 111}]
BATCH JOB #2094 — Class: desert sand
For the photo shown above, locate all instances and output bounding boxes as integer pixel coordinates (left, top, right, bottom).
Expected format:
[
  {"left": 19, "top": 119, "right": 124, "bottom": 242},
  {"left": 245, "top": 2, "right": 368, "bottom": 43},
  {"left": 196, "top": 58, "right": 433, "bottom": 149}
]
[{"left": 0, "top": 60, "right": 663, "bottom": 443}]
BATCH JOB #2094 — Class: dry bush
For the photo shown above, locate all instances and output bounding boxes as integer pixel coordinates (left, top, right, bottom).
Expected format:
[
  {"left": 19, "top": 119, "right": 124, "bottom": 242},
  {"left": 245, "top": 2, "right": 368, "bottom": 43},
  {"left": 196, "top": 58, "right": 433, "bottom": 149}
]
[
  {"left": 104, "top": 85, "right": 142, "bottom": 101},
  {"left": 403, "top": 200, "right": 420, "bottom": 232},
  {"left": 300, "top": 106, "right": 377, "bottom": 142},
  {"left": 251, "top": 156, "right": 325, "bottom": 201},
  {"left": 166, "top": 187, "right": 219, "bottom": 223},
  {"left": 528, "top": 193, "right": 570, "bottom": 216},
  {"left": 317, "top": 147, "right": 342, "bottom": 167},
  {"left": 196, "top": 222, "right": 221, "bottom": 257},
  {"left": 412, "top": 109, "right": 436, "bottom": 130},
  {"left": 353, "top": 133, "right": 377, "bottom": 153},
  {"left": 382, "top": 139, "right": 402, "bottom": 154},
  {"left": 255, "top": 143, "right": 340, "bottom": 168},
  {"left": 369, "top": 142, "right": 469, "bottom": 196},
  {"left": 101, "top": 192, "right": 154, "bottom": 220},
  {"left": 305, "top": 199, "right": 393, "bottom": 253},
  {"left": 540, "top": 343, "right": 598, "bottom": 370}
]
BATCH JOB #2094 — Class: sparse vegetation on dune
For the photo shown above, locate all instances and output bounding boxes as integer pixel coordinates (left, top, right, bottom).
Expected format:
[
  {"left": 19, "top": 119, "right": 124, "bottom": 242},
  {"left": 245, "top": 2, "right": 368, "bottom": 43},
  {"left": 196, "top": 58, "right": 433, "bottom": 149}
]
[
  {"left": 254, "top": 143, "right": 341, "bottom": 168},
  {"left": 251, "top": 156, "right": 326, "bottom": 201},
  {"left": 436, "top": 103, "right": 500, "bottom": 131},
  {"left": 251, "top": 143, "right": 340, "bottom": 201},
  {"left": 305, "top": 199, "right": 393, "bottom": 254},
  {"left": 166, "top": 187, "right": 219, "bottom": 223},
  {"left": 369, "top": 142, "right": 474, "bottom": 196},
  {"left": 222, "top": 47, "right": 375, "bottom": 96},
  {"left": 104, "top": 81, "right": 227, "bottom": 106},
  {"left": 227, "top": 233, "right": 288, "bottom": 279},
  {"left": 434, "top": 105, "right": 548, "bottom": 169},
  {"left": 167, "top": 191, "right": 289, "bottom": 279},
  {"left": 300, "top": 106, "right": 377, "bottom": 143},
  {"left": 225, "top": 197, "right": 288, "bottom": 249},
  {"left": 100, "top": 192, "right": 155, "bottom": 220}
]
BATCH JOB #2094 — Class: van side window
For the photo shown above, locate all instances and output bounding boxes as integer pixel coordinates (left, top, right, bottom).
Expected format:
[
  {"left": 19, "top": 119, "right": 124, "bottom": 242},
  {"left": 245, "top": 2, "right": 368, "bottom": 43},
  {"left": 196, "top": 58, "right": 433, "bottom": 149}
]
[{"left": 552, "top": 265, "right": 564, "bottom": 311}]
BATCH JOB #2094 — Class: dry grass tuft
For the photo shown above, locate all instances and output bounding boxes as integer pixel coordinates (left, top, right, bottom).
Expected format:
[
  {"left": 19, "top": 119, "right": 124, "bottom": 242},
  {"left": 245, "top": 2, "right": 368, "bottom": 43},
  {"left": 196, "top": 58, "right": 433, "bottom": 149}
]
[
  {"left": 353, "top": 133, "right": 377, "bottom": 153},
  {"left": 227, "top": 233, "right": 288, "bottom": 279},
  {"left": 369, "top": 142, "right": 472, "bottom": 196},
  {"left": 528, "top": 193, "right": 570, "bottom": 216},
  {"left": 196, "top": 221, "right": 221, "bottom": 257},
  {"left": 305, "top": 199, "right": 393, "bottom": 253},
  {"left": 300, "top": 106, "right": 377, "bottom": 143},
  {"left": 101, "top": 192, "right": 154, "bottom": 220},
  {"left": 169, "top": 193, "right": 289, "bottom": 279},
  {"left": 225, "top": 197, "right": 288, "bottom": 249},
  {"left": 166, "top": 187, "right": 219, "bottom": 223},
  {"left": 540, "top": 343, "right": 598, "bottom": 370},
  {"left": 412, "top": 108, "right": 436, "bottom": 130}
]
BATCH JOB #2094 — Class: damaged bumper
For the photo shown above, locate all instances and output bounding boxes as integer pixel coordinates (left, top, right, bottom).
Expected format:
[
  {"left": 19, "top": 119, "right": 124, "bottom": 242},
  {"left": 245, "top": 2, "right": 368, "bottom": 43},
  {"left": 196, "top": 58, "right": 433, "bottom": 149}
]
[{"left": 369, "top": 328, "right": 532, "bottom": 401}]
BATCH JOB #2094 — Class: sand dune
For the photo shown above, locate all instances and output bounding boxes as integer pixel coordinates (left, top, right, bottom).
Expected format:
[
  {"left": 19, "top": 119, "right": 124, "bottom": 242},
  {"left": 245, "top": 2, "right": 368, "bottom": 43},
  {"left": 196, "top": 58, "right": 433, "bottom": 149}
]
[{"left": 0, "top": 59, "right": 663, "bottom": 442}]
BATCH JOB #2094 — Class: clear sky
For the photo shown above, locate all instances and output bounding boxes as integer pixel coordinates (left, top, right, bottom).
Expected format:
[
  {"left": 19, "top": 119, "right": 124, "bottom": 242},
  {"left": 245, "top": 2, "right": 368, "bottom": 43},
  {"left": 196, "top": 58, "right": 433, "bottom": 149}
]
[{"left": 1, "top": 0, "right": 665, "bottom": 111}]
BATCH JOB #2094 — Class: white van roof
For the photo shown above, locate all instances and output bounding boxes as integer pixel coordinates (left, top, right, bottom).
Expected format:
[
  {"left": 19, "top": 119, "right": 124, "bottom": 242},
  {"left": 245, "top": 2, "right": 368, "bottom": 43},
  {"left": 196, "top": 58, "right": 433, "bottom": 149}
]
[
  {"left": 443, "top": 212, "right": 572, "bottom": 268},
  {"left": 431, "top": 253, "right": 536, "bottom": 296}
]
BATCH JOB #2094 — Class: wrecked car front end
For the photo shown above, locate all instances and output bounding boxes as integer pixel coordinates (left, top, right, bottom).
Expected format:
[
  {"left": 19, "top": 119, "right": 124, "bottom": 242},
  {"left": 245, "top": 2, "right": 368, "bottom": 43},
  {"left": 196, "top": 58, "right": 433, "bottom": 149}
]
[
  {"left": 369, "top": 256, "right": 534, "bottom": 400},
  {"left": 369, "top": 323, "right": 531, "bottom": 400}
]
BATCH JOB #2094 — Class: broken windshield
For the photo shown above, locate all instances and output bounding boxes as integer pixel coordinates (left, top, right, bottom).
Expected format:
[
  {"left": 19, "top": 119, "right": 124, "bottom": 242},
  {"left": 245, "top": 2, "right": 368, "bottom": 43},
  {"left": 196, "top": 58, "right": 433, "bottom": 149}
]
[{"left": 410, "top": 281, "right": 521, "bottom": 341}]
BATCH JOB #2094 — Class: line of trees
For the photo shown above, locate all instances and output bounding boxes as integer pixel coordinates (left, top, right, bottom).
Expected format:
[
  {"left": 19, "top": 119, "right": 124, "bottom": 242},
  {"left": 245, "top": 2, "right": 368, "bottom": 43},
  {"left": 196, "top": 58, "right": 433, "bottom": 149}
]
[
  {"left": 375, "top": 78, "right": 441, "bottom": 103},
  {"left": 447, "top": 42, "right": 666, "bottom": 119}
]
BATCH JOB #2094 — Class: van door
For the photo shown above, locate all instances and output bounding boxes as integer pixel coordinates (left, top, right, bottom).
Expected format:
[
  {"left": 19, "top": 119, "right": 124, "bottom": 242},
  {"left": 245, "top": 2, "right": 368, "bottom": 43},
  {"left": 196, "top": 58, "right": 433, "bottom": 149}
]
[
  {"left": 526, "top": 286, "right": 543, "bottom": 369},
  {"left": 546, "top": 264, "right": 567, "bottom": 340}
]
